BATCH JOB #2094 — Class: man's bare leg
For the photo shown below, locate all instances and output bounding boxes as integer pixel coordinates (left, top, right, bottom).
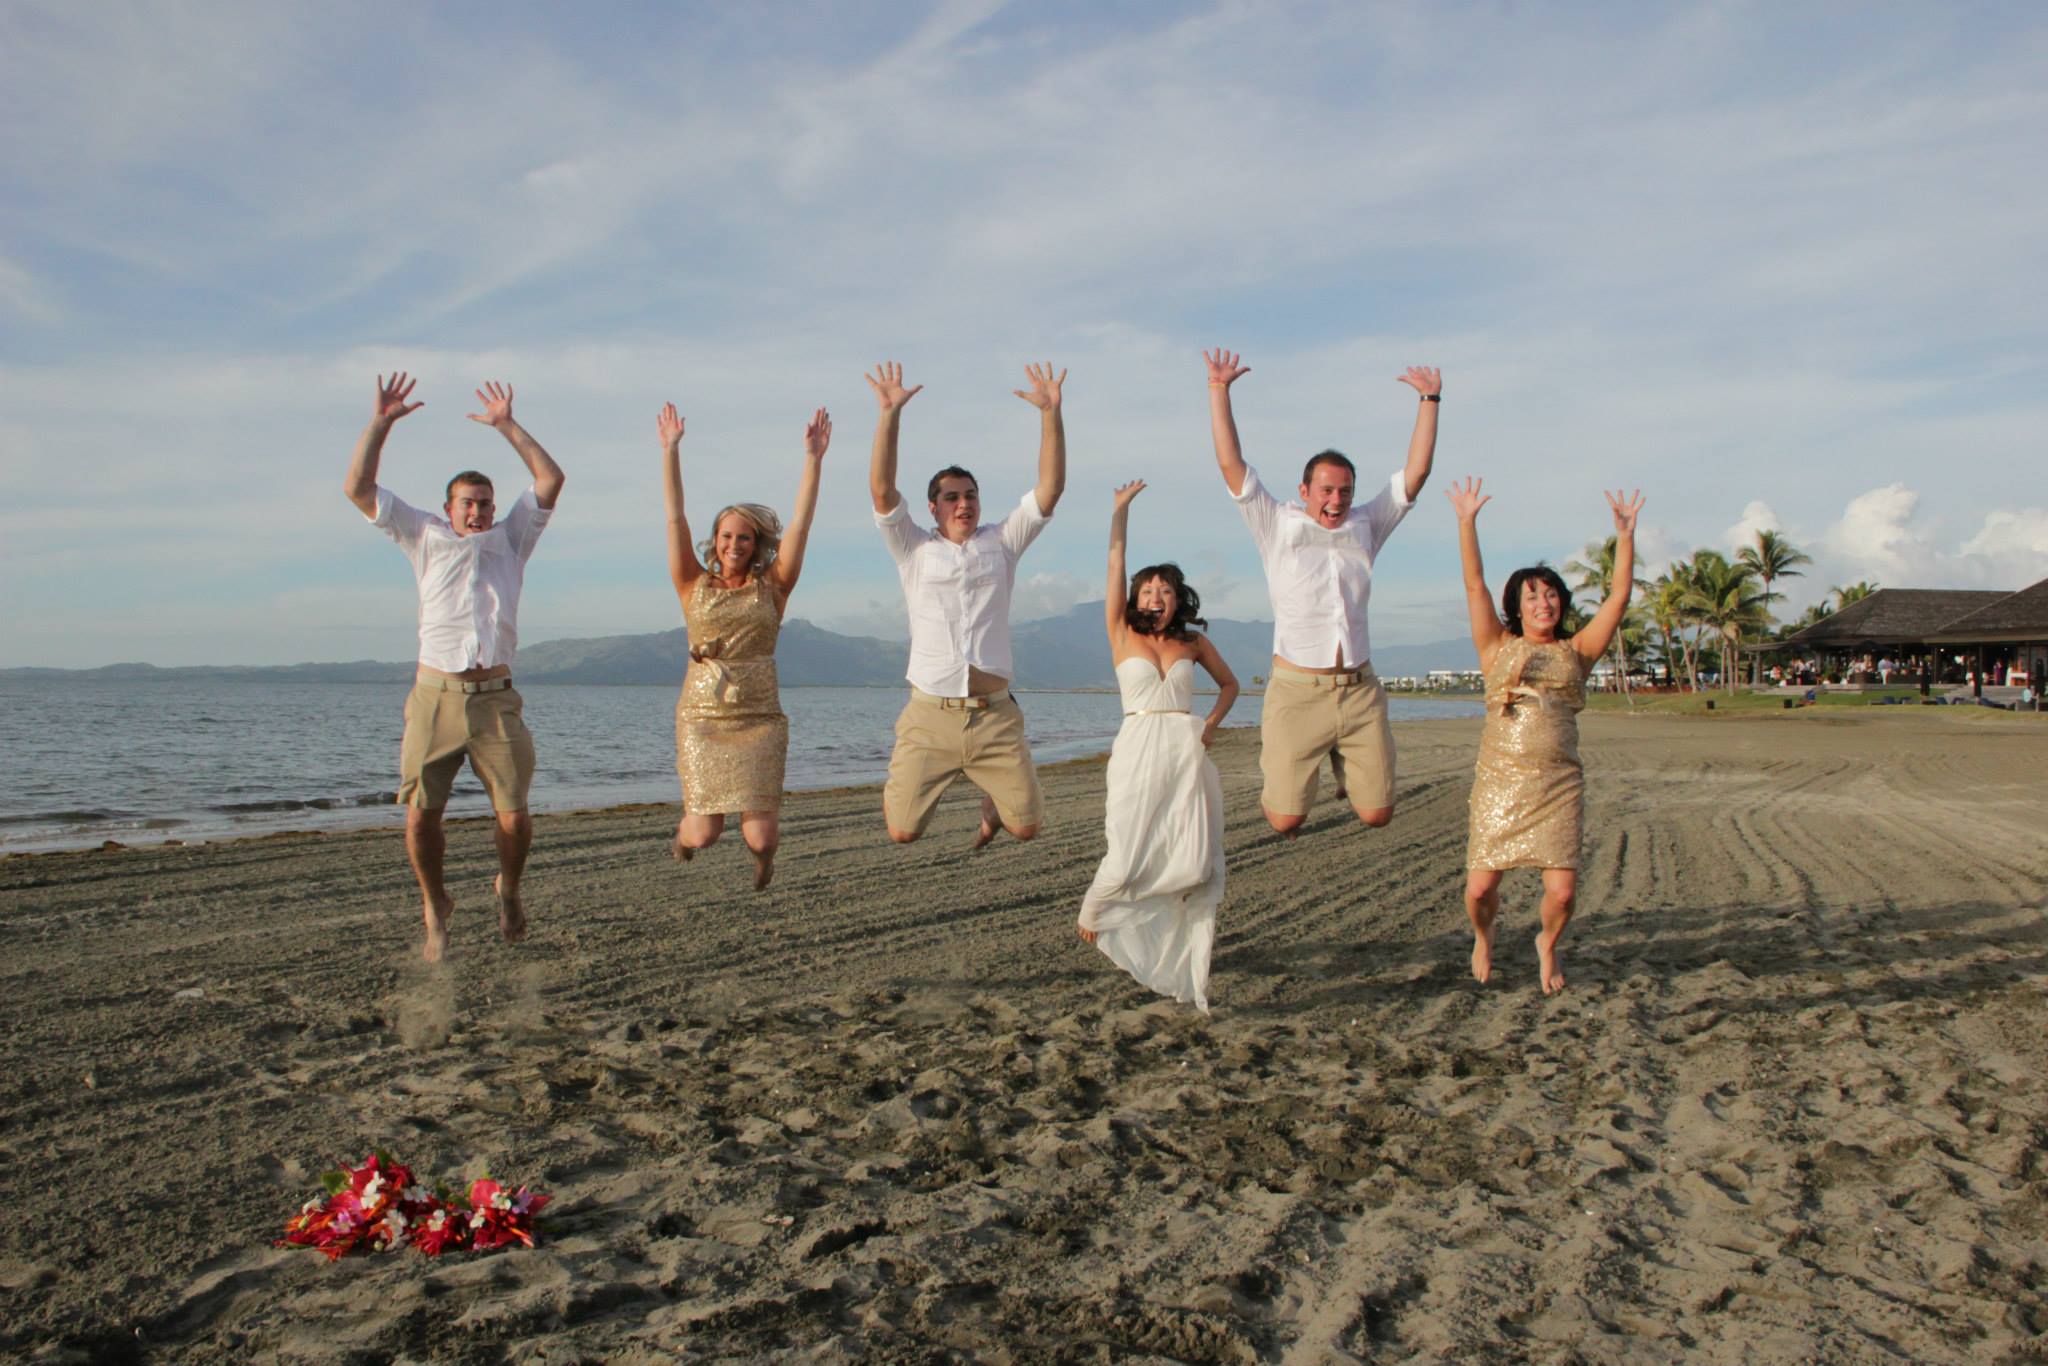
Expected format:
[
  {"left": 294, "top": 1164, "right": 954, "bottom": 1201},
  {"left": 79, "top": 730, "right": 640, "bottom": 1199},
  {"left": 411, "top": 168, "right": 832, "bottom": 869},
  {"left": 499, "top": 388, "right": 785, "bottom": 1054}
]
[
  {"left": 405, "top": 805, "right": 453, "bottom": 963},
  {"left": 974, "top": 793, "right": 1038, "bottom": 849},
  {"left": 740, "top": 811, "right": 779, "bottom": 890},
  {"left": 1464, "top": 868, "right": 1503, "bottom": 984},
  {"left": 1261, "top": 806, "right": 1307, "bottom": 839},
  {"left": 492, "top": 809, "right": 533, "bottom": 944},
  {"left": 1352, "top": 803, "right": 1394, "bottom": 829},
  {"left": 1534, "top": 868, "right": 1576, "bottom": 995}
]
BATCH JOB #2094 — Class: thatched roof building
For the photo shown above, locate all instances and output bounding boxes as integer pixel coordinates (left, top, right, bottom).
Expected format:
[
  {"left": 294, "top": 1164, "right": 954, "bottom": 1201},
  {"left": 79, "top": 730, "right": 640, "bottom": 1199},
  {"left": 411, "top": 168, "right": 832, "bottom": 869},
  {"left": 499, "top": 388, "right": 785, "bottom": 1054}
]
[
  {"left": 1928, "top": 577, "right": 2048, "bottom": 645},
  {"left": 1776, "top": 589, "right": 2011, "bottom": 651}
]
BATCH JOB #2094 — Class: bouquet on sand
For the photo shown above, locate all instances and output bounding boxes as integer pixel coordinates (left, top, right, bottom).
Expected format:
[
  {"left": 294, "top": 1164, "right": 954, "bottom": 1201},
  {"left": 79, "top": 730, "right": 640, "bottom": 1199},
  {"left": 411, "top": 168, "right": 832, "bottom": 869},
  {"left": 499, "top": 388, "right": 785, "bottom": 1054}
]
[{"left": 278, "top": 1151, "right": 549, "bottom": 1260}]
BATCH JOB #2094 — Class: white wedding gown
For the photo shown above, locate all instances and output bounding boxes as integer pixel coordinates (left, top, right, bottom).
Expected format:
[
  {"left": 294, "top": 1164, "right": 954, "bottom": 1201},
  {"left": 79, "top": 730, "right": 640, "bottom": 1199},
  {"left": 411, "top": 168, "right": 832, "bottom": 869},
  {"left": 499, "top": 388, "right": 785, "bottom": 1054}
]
[{"left": 1078, "top": 657, "right": 1226, "bottom": 1012}]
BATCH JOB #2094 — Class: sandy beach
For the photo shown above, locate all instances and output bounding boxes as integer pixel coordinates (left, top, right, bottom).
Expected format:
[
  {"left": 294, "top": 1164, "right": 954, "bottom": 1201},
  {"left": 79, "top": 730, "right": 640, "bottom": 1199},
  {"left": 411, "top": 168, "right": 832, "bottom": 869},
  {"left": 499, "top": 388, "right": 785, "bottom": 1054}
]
[{"left": 3, "top": 708, "right": 2045, "bottom": 1364}]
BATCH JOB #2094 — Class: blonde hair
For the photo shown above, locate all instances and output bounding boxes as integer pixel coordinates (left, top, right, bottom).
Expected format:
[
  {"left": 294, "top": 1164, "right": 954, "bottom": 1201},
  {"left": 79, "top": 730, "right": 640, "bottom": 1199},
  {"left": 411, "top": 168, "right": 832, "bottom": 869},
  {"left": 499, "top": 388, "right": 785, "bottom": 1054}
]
[{"left": 698, "top": 503, "right": 784, "bottom": 576}]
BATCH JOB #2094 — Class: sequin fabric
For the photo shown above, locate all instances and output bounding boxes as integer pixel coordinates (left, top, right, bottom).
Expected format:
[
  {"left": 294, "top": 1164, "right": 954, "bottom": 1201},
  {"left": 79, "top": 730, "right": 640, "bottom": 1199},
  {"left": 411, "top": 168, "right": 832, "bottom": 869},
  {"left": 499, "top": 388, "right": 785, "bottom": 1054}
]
[
  {"left": 676, "top": 574, "right": 788, "bottom": 814},
  {"left": 1466, "top": 636, "right": 1588, "bottom": 871}
]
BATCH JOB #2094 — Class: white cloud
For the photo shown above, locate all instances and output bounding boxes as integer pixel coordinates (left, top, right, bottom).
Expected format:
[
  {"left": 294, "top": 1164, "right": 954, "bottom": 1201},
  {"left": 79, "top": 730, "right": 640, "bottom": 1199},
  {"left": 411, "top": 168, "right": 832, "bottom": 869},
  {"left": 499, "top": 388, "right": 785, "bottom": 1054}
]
[{"left": 1723, "top": 500, "right": 1782, "bottom": 553}]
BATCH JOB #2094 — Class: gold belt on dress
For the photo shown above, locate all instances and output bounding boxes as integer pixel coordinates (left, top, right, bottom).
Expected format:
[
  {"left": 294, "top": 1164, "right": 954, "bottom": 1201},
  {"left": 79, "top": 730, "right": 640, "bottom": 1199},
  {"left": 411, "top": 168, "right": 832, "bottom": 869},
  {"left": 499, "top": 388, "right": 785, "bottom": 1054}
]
[{"left": 1123, "top": 708, "right": 1190, "bottom": 716}]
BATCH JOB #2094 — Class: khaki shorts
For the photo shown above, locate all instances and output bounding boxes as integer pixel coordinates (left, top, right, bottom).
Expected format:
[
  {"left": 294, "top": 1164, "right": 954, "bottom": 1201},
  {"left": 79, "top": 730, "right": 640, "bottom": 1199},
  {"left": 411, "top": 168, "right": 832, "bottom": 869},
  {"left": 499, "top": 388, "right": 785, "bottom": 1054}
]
[
  {"left": 398, "top": 677, "right": 536, "bottom": 812},
  {"left": 884, "top": 689, "right": 1044, "bottom": 838},
  {"left": 1259, "top": 664, "right": 1394, "bottom": 815}
]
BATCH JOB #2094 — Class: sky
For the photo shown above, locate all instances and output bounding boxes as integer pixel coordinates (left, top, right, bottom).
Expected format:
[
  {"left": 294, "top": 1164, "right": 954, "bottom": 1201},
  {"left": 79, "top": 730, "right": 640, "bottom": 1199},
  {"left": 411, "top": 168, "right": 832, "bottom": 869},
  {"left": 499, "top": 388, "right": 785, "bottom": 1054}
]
[{"left": 4, "top": 0, "right": 2045, "bottom": 668}]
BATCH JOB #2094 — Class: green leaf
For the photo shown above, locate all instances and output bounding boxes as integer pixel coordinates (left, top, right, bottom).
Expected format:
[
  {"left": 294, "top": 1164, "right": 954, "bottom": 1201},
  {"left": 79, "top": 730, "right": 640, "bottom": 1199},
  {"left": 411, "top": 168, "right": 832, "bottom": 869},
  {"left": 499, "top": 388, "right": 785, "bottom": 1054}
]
[{"left": 319, "top": 1170, "right": 347, "bottom": 1195}]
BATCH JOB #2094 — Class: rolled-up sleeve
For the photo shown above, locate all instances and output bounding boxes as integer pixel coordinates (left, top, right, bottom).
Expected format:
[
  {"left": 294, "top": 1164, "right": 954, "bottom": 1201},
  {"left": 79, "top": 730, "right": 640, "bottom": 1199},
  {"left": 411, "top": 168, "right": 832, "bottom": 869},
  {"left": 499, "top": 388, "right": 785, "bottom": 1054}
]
[
  {"left": 370, "top": 487, "right": 431, "bottom": 553},
  {"left": 1360, "top": 470, "right": 1414, "bottom": 555},
  {"left": 499, "top": 487, "right": 553, "bottom": 561},
  {"left": 875, "top": 499, "right": 930, "bottom": 568},
  {"left": 1230, "top": 465, "right": 1282, "bottom": 554},
  {"left": 998, "top": 490, "right": 1052, "bottom": 561}
]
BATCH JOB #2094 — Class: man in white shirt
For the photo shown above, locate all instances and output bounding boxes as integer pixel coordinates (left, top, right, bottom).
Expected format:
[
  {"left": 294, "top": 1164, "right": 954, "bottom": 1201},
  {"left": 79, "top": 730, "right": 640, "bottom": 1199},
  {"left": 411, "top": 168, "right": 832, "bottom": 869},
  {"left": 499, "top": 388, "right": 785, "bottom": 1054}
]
[
  {"left": 343, "top": 372, "right": 566, "bottom": 962},
  {"left": 1205, "top": 348, "right": 1441, "bottom": 837},
  {"left": 867, "top": 360, "right": 1067, "bottom": 848}
]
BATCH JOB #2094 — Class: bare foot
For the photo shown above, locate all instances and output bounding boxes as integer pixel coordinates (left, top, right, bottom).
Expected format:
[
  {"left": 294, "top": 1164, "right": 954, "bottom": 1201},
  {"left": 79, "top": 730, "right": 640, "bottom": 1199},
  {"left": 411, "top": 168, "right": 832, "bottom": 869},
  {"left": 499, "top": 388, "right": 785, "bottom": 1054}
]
[
  {"left": 422, "top": 895, "right": 453, "bottom": 964},
  {"left": 495, "top": 874, "right": 526, "bottom": 944},
  {"left": 973, "top": 795, "right": 1001, "bottom": 850},
  {"left": 670, "top": 829, "right": 694, "bottom": 863},
  {"left": 1077, "top": 923, "right": 1097, "bottom": 945},
  {"left": 1534, "top": 929, "right": 1566, "bottom": 995},
  {"left": 752, "top": 846, "right": 775, "bottom": 891},
  {"left": 1470, "top": 923, "right": 1494, "bottom": 984}
]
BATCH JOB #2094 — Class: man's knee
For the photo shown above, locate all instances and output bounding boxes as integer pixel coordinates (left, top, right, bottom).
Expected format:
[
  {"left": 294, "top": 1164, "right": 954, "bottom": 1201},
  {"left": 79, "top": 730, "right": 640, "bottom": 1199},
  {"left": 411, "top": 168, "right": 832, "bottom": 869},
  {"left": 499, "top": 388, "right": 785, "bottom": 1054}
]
[
  {"left": 1263, "top": 807, "right": 1306, "bottom": 837},
  {"left": 1006, "top": 823, "right": 1040, "bottom": 842},
  {"left": 888, "top": 825, "right": 920, "bottom": 845},
  {"left": 1354, "top": 805, "right": 1394, "bottom": 828},
  {"left": 406, "top": 804, "right": 445, "bottom": 833}
]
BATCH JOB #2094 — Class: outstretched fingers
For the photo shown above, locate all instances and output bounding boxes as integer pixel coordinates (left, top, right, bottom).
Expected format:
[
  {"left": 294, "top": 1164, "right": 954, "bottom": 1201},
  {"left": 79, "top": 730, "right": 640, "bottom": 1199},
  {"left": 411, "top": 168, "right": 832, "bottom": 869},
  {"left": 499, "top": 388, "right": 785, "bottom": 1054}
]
[
  {"left": 1203, "top": 348, "right": 1250, "bottom": 386},
  {"left": 657, "top": 402, "right": 685, "bottom": 447},
  {"left": 1112, "top": 478, "right": 1146, "bottom": 508},
  {"left": 1605, "top": 487, "right": 1645, "bottom": 532},
  {"left": 1398, "top": 366, "right": 1442, "bottom": 395},
  {"left": 1445, "top": 475, "right": 1490, "bottom": 520},
  {"left": 865, "top": 361, "right": 921, "bottom": 411},
  {"left": 375, "top": 372, "right": 424, "bottom": 422},
  {"left": 467, "top": 380, "right": 515, "bottom": 427},
  {"left": 804, "top": 407, "right": 833, "bottom": 456}
]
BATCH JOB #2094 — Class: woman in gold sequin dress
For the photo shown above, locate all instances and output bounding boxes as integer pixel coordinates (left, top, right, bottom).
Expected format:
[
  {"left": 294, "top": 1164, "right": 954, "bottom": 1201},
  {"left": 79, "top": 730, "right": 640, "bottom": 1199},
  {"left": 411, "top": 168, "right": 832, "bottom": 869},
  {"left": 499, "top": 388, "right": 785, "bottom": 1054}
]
[
  {"left": 1448, "top": 477, "right": 1643, "bottom": 994},
  {"left": 659, "top": 401, "right": 831, "bottom": 889}
]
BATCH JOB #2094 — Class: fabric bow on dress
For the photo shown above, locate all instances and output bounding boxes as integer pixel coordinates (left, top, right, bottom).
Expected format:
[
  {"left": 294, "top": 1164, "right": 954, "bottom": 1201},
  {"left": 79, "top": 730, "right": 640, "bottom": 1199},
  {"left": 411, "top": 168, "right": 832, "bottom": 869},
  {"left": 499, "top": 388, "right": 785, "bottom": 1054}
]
[{"left": 688, "top": 639, "right": 743, "bottom": 705}]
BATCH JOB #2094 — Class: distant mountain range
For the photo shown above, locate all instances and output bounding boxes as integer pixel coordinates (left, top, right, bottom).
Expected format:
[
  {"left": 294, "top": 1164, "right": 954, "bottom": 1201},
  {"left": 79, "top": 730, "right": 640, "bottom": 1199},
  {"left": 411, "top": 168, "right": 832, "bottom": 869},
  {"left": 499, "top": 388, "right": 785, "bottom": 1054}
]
[{"left": 5, "top": 605, "right": 1469, "bottom": 689}]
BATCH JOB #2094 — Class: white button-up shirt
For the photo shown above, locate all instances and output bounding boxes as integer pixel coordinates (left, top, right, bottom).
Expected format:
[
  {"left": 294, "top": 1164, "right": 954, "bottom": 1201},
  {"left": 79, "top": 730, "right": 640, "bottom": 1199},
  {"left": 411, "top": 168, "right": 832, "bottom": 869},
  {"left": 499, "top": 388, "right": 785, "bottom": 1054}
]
[
  {"left": 876, "top": 491, "right": 1051, "bottom": 696},
  {"left": 369, "top": 486, "right": 552, "bottom": 673},
  {"left": 1234, "top": 464, "right": 1412, "bottom": 670}
]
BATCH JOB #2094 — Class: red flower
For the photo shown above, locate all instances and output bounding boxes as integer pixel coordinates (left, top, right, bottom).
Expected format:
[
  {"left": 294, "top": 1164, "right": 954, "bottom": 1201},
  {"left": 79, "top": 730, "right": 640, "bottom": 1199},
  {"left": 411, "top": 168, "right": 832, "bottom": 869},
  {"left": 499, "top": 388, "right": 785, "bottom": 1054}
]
[{"left": 466, "top": 1178, "right": 551, "bottom": 1252}]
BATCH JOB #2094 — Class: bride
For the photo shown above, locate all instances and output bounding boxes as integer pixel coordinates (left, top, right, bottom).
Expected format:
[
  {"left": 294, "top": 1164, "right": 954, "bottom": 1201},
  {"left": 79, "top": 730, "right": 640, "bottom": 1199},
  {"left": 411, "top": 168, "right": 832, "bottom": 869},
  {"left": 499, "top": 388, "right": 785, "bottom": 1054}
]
[{"left": 1078, "top": 481, "right": 1240, "bottom": 1012}]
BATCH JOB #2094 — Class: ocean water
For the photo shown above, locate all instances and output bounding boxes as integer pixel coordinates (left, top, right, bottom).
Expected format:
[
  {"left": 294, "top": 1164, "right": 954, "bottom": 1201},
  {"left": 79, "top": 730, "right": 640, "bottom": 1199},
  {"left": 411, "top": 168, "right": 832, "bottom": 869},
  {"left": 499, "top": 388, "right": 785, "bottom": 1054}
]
[{"left": 0, "top": 678, "right": 1481, "bottom": 852}]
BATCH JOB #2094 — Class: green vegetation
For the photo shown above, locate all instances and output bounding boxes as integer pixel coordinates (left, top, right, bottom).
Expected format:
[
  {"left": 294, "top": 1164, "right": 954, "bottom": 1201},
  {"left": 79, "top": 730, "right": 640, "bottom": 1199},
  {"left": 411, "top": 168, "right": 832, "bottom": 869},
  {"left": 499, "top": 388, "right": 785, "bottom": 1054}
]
[{"left": 1587, "top": 687, "right": 1925, "bottom": 715}]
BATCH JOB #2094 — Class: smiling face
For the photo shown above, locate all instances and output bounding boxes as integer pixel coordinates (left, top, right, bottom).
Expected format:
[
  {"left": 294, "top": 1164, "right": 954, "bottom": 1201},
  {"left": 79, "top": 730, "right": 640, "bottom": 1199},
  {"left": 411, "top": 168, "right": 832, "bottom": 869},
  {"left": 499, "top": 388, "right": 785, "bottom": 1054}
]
[
  {"left": 1133, "top": 572, "right": 1179, "bottom": 632},
  {"left": 1519, "top": 576, "right": 1564, "bottom": 640},
  {"left": 929, "top": 475, "right": 981, "bottom": 544},
  {"left": 1299, "top": 460, "right": 1355, "bottom": 529},
  {"left": 712, "top": 511, "right": 759, "bottom": 579},
  {"left": 445, "top": 480, "right": 496, "bottom": 537}
]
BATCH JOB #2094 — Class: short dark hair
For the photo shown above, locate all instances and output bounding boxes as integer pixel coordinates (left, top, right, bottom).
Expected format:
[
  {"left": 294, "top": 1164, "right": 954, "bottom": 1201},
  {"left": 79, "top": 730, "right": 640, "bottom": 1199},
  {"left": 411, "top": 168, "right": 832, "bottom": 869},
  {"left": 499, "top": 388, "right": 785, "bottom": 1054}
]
[
  {"left": 445, "top": 470, "right": 494, "bottom": 504},
  {"left": 1300, "top": 449, "right": 1356, "bottom": 488},
  {"left": 1501, "top": 566, "right": 1573, "bottom": 637},
  {"left": 1125, "top": 563, "right": 1208, "bottom": 642},
  {"left": 926, "top": 466, "right": 978, "bottom": 505}
]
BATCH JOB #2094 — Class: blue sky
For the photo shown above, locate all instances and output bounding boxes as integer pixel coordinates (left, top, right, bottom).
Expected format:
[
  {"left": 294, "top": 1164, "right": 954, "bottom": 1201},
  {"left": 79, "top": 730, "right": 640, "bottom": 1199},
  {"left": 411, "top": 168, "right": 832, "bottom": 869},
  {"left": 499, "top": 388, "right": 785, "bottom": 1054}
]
[{"left": 5, "top": 1, "right": 2045, "bottom": 667}]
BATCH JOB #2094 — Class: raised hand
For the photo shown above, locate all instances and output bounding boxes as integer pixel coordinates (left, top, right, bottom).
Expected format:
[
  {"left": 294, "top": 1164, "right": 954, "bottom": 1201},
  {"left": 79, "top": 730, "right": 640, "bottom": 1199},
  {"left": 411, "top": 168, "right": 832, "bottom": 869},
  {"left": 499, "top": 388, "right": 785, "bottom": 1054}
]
[
  {"left": 865, "top": 362, "right": 922, "bottom": 413},
  {"left": 1111, "top": 479, "right": 1146, "bottom": 511},
  {"left": 1013, "top": 362, "right": 1067, "bottom": 410},
  {"left": 467, "top": 381, "right": 515, "bottom": 428},
  {"left": 657, "top": 403, "right": 685, "bottom": 450},
  {"left": 1204, "top": 349, "right": 1249, "bottom": 388},
  {"left": 1445, "top": 475, "right": 1490, "bottom": 522},
  {"left": 374, "top": 372, "right": 423, "bottom": 425},
  {"left": 1397, "top": 366, "right": 1442, "bottom": 397},
  {"left": 1605, "top": 488, "right": 1644, "bottom": 535},
  {"left": 804, "top": 407, "right": 832, "bottom": 459}
]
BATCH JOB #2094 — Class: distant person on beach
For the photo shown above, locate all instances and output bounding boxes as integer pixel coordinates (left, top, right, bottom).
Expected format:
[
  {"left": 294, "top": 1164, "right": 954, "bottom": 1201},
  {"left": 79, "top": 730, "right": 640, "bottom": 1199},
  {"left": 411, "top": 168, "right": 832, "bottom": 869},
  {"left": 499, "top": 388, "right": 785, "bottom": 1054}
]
[
  {"left": 1076, "top": 481, "right": 1240, "bottom": 1012},
  {"left": 659, "top": 402, "right": 831, "bottom": 890},
  {"left": 868, "top": 360, "right": 1067, "bottom": 848},
  {"left": 1204, "top": 348, "right": 1441, "bottom": 837},
  {"left": 343, "top": 373, "right": 565, "bottom": 963},
  {"left": 1447, "top": 476, "right": 1643, "bottom": 994}
]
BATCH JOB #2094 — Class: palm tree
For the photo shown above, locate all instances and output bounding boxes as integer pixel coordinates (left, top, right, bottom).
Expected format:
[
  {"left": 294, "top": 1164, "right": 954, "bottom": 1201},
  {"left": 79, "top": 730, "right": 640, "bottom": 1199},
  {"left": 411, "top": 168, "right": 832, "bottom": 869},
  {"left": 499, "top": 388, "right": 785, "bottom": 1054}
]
[
  {"left": 1564, "top": 534, "right": 1646, "bottom": 698},
  {"left": 1646, "top": 571, "right": 1693, "bottom": 689},
  {"left": 1681, "top": 551, "right": 1771, "bottom": 693},
  {"left": 1832, "top": 580, "right": 1879, "bottom": 608},
  {"left": 1737, "top": 530, "right": 1812, "bottom": 683}
]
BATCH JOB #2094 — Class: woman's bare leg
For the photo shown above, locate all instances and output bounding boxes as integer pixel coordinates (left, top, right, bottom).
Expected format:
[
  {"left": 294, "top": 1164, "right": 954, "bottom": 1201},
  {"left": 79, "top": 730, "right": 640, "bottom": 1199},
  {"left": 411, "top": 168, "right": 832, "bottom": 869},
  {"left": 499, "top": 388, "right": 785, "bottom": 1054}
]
[
  {"left": 1535, "top": 868, "right": 1577, "bottom": 994},
  {"left": 674, "top": 812, "right": 725, "bottom": 862},
  {"left": 1464, "top": 868, "right": 1503, "bottom": 983},
  {"left": 740, "top": 811, "right": 780, "bottom": 890}
]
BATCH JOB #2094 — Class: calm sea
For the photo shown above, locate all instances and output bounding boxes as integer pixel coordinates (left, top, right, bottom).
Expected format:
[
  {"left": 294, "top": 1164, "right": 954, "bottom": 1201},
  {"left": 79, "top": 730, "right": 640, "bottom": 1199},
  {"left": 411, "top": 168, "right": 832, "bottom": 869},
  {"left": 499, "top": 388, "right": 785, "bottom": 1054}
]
[{"left": 0, "top": 679, "right": 1482, "bottom": 853}]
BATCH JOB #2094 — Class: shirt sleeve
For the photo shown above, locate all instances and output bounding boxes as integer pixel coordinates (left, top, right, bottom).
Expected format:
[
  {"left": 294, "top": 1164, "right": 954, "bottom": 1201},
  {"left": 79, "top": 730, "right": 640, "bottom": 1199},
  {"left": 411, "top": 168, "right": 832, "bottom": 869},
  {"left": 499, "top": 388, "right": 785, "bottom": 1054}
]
[
  {"left": 998, "top": 489, "right": 1053, "bottom": 560},
  {"left": 1230, "top": 464, "right": 1282, "bottom": 553},
  {"left": 1359, "top": 470, "right": 1415, "bottom": 555},
  {"left": 498, "top": 487, "right": 553, "bottom": 561},
  {"left": 369, "top": 487, "right": 432, "bottom": 559},
  {"left": 874, "top": 498, "right": 930, "bottom": 567}
]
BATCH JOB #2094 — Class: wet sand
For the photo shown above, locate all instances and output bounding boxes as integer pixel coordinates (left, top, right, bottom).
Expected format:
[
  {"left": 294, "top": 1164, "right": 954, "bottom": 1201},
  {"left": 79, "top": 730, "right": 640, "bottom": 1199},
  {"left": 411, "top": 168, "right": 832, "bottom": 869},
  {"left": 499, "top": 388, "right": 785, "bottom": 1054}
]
[{"left": 2, "top": 708, "right": 2045, "bottom": 1363}]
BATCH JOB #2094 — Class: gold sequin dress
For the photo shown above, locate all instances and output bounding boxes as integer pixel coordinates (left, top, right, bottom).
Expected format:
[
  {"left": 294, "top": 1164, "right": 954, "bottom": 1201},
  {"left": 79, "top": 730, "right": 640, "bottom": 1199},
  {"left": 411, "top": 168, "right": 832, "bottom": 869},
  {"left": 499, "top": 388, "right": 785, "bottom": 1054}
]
[
  {"left": 676, "top": 574, "right": 788, "bottom": 815},
  {"left": 1467, "top": 636, "right": 1589, "bottom": 871}
]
